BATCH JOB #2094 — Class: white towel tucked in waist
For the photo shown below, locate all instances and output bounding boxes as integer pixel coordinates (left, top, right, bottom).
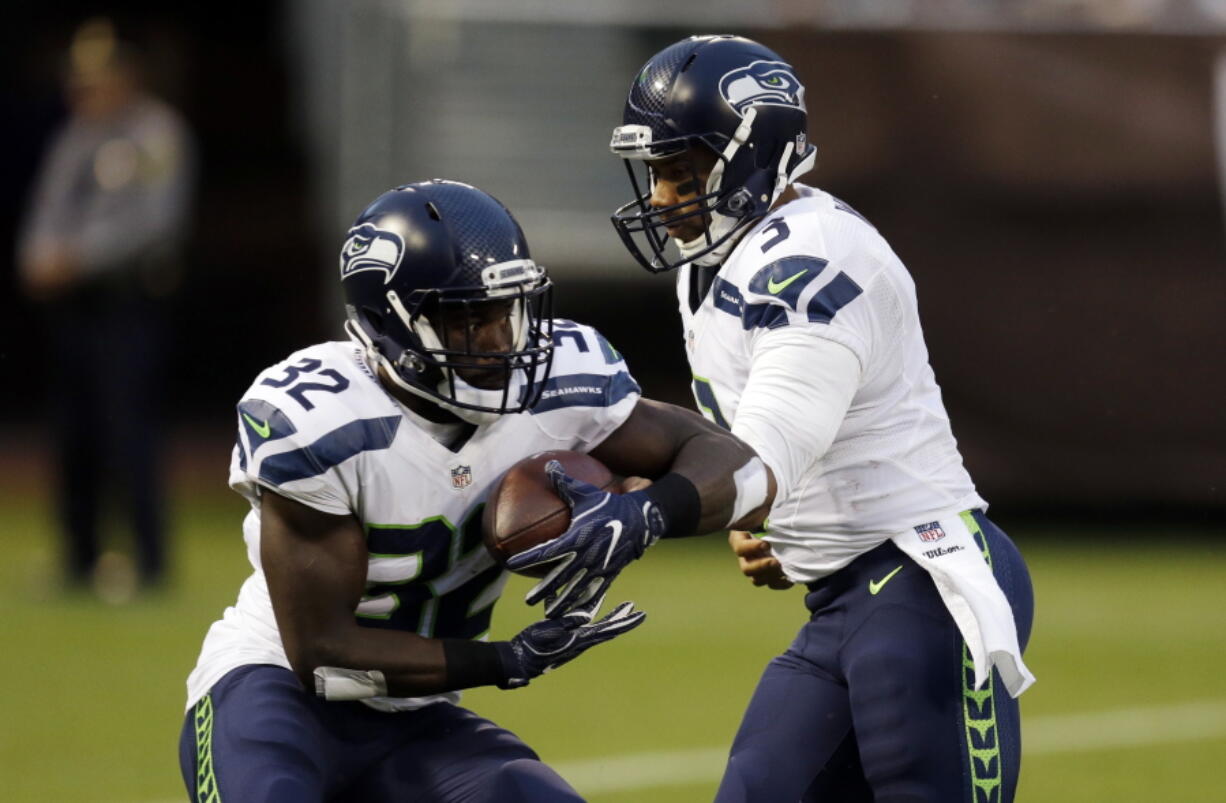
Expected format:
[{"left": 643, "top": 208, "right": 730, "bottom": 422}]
[{"left": 891, "top": 511, "right": 1035, "bottom": 698}]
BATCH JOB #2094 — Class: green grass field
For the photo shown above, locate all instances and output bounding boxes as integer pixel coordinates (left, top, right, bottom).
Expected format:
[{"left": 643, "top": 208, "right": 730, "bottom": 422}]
[{"left": 2, "top": 481, "right": 1224, "bottom": 802}]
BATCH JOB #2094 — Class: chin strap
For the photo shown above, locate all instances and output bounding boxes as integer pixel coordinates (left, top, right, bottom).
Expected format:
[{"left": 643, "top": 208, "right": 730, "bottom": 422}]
[
  {"left": 685, "top": 153, "right": 817, "bottom": 269},
  {"left": 773, "top": 141, "right": 796, "bottom": 199},
  {"left": 444, "top": 374, "right": 523, "bottom": 425},
  {"left": 344, "top": 316, "right": 454, "bottom": 412},
  {"left": 683, "top": 108, "right": 819, "bottom": 270},
  {"left": 786, "top": 143, "right": 817, "bottom": 187},
  {"left": 681, "top": 109, "right": 759, "bottom": 268}
]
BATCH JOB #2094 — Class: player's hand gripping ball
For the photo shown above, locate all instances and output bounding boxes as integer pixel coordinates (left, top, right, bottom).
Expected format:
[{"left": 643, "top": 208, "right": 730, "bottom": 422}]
[
  {"left": 507, "top": 461, "right": 668, "bottom": 619},
  {"left": 482, "top": 450, "right": 619, "bottom": 577}
]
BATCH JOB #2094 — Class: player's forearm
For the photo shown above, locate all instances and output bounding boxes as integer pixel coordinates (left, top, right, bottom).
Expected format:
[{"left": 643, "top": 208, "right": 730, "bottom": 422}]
[
  {"left": 285, "top": 624, "right": 507, "bottom": 697},
  {"left": 660, "top": 429, "right": 775, "bottom": 535},
  {"left": 284, "top": 622, "right": 442, "bottom": 694},
  {"left": 590, "top": 399, "right": 775, "bottom": 538}
]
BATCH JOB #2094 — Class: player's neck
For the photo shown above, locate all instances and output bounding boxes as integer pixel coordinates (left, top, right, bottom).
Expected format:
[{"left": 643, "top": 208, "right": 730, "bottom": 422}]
[
  {"left": 700, "top": 185, "right": 802, "bottom": 279},
  {"left": 771, "top": 184, "right": 801, "bottom": 212}
]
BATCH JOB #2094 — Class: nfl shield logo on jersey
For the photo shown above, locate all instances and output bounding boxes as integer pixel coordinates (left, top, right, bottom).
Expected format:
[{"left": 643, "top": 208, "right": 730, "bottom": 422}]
[
  {"left": 451, "top": 465, "right": 473, "bottom": 489},
  {"left": 915, "top": 521, "right": 946, "bottom": 542}
]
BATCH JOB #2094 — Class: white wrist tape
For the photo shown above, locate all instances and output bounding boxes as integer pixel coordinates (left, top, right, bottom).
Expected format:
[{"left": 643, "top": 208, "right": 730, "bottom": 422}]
[
  {"left": 727, "top": 456, "right": 770, "bottom": 527},
  {"left": 313, "top": 667, "right": 388, "bottom": 701}
]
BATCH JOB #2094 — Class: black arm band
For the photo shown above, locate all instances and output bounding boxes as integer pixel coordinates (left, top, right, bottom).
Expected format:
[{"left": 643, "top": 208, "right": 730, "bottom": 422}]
[
  {"left": 643, "top": 471, "right": 702, "bottom": 538},
  {"left": 441, "top": 639, "right": 507, "bottom": 690}
]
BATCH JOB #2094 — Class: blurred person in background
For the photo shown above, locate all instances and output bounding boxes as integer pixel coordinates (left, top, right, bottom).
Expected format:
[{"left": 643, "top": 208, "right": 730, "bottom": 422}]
[
  {"left": 16, "top": 17, "right": 195, "bottom": 598},
  {"left": 533, "top": 33, "right": 1035, "bottom": 801}
]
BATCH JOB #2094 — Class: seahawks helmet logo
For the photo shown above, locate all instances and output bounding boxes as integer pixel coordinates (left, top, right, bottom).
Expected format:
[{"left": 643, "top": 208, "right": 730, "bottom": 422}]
[
  {"left": 719, "top": 60, "right": 804, "bottom": 116},
  {"left": 339, "top": 223, "right": 405, "bottom": 284}
]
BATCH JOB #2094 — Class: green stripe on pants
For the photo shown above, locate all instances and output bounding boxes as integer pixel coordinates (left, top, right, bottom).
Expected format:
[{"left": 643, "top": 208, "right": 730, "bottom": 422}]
[
  {"left": 194, "top": 695, "right": 221, "bottom": 803},
  {"left": 960, "top": 511, "right": 1002, "bottom": 803}
]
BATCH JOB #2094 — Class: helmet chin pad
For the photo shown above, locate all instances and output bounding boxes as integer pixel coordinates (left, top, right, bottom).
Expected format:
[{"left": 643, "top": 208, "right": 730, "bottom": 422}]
[{"left": 442, "top": 372, "right": 531, "bottom": 425}]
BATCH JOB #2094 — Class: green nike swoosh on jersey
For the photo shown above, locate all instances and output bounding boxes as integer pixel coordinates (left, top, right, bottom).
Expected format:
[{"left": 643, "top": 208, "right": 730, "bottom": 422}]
[
  {"left": 766, "top": 269, "right": 807, "bottom": 295},
  {"left": 242, "top": 412, "right": 272, "bottom": 439},
  {"left": 868, "top": 565, "right": 904, "bottom": 595}
]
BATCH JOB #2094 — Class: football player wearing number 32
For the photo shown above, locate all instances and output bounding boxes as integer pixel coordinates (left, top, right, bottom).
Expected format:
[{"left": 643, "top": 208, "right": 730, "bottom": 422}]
[
  {"left": 516, "top": 34, "right": 1037, "bottom": 802},
  {"left": 178, "top": 180, "right": 773, "bottom": 802}
]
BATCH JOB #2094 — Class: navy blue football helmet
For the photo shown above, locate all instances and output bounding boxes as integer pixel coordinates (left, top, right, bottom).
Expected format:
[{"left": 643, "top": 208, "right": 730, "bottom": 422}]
[
  {"left": 340, "top": 180, "right": 554, "bottom": 422},
  {"left": 610, "top": 35, "right": 816, "bottom": 272}
]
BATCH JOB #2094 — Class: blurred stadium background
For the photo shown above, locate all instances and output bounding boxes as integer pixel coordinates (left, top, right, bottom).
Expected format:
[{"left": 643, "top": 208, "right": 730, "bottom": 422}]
[{"left": 2, "top": 1, "right": 1224, "bottom": 801}]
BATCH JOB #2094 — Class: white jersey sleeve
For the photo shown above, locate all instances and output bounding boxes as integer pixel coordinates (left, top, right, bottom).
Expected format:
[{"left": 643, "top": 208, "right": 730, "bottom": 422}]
[{"left": 731, "top": 328, "right": 861, "bottom": 498}]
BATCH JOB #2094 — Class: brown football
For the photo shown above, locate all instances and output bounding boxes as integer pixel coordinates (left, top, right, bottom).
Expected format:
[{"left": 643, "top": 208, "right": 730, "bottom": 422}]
[{"left": 482, "top": 450, "right": 618, "bottom": 576}]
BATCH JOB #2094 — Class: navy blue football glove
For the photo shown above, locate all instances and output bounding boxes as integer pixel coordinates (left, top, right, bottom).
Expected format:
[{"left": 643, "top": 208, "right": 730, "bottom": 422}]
[
  {"left": 506, "top": 460, "right": 667, "bottom": 618},
  {"left": 494, "top": 601, "right": 647, "bottom": 689}
]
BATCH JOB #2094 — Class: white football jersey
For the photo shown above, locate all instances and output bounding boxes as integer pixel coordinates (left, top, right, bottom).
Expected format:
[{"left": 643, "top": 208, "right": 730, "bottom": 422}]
[
  {"left": 185, "top": 320, "right": 640, "bottom": 712},
  {"left": 678, "top": 183, "right": 986, "bottom": 582}
]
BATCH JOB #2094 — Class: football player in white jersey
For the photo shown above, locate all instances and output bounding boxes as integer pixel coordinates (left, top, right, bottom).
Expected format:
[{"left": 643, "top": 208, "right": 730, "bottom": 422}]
[
  {"left": 178, "top": 180, "right": 774, "bottom": 803},
  {"left": 514, "top": 35, "right": 1036, "bottom": 802}
]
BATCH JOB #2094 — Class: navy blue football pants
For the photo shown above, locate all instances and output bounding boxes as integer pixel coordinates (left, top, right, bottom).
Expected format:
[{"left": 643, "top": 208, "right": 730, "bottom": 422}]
[
  {"left": 179, "top": 665, "right": 584, "bottom": 803},
  {"left": 715, "top": 510, "right": 1034, "bottom": 803}
]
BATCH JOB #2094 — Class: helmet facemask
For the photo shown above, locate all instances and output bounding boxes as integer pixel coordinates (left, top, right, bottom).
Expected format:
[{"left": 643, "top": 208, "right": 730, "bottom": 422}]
[
  {"left": 346, "top": 259, "right": 554, "bottom": 424},
  {"left": 611, "top": 107, "right": 814, "bottom": 273},
  {"left": 612, "top": 134, "right": 730, "bottom": 274}
]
